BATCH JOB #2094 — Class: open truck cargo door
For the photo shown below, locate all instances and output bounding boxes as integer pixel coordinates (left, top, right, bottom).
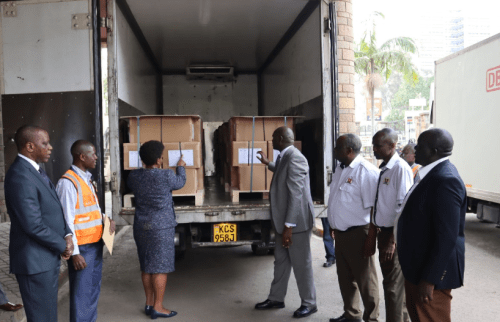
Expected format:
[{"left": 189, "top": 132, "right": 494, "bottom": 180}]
[{"left": 0, "top": 0, "right": 105, "bottom": 207}]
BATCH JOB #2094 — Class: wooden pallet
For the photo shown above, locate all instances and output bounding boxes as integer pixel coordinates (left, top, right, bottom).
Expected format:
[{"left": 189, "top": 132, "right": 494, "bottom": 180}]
[
  {"left": 173, "top": 189, "right": 205, "bottom": 206},
  {"left": 123, "top": 189, "right": 205, "bottom": 207},
  {"left": 229, "top": 188, "right": 269, "bottom": 203}
]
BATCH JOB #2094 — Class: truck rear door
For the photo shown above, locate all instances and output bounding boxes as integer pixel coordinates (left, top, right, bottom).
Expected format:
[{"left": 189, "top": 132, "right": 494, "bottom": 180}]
[{"left": 0, "top": 0, "right": 105, "bottom": 203}]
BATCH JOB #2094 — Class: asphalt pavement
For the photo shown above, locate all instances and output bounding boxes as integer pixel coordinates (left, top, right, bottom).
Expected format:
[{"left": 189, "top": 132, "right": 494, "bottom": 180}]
[{"left": 57, "top": 213, "right": 500, "bottom": 322}]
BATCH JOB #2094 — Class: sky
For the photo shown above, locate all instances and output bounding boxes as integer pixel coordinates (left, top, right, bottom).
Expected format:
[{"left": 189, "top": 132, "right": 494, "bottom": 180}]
[{"left": 352, "top": 0, "right": 500, "bottom": 44}]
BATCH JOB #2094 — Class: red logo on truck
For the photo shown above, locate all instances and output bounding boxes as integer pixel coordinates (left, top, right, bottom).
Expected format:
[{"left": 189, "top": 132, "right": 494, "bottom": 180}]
[{"left": 487, "top": 65, "right": 500, "bottom": 92}]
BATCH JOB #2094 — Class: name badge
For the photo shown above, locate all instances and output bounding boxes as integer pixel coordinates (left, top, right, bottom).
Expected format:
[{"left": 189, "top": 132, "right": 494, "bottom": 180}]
[
  {"left": 346, "top": 177, "right": 353, "bottom": 184},
  {"left": 384, "top": 178, "right": 390, "bottom": 185}
]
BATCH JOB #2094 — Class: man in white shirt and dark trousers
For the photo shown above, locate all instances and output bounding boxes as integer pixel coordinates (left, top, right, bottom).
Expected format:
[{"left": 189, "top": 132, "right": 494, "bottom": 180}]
[
  {"left": 370, "top": 129, "right": 413, "bottom": 322},
  {"left": 56, "top": 140, "right": 115, "bottom": 322},
  {"left": 328, "top": 134, "right": 380, "bottom": 322}
]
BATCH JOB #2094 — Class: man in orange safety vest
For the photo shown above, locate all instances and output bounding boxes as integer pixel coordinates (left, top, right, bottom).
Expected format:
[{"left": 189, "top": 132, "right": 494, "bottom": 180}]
[{"left": 56, "top": 140, "right": 115, "bottom": 322}]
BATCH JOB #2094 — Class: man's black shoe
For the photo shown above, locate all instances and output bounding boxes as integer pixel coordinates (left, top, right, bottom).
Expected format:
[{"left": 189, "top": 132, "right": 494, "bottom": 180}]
[
  {"left": 293, "top": 305, "right": 317, "bottom": 318},
  {"left": 329, "top": 313, "right": 362, "bottom": 322},
  {"left": 255, "top": 299, "right": 285, "bottom": 310},
  {"left": 323, "top": 259, "right": 336, "bottom": 267}
]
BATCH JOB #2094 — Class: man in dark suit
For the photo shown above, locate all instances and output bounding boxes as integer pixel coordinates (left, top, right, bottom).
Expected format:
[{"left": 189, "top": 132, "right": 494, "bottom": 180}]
[
  {"left": 5, "top": 125, "right": 74, "bottom": 322},
  {"left": 396, "top": 128, "right": 466, "bottom": 322},
  {"left": 255, "top": 126, "right": 317, "bottom": 318}
]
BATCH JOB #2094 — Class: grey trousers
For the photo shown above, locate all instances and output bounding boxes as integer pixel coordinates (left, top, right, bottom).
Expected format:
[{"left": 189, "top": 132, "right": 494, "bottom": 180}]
[
  {"left": 335, "top": 225, "right": 380, "bottom": 322},
  {"left": 268, "top": 229, "right": 317, "bottom": 307}
]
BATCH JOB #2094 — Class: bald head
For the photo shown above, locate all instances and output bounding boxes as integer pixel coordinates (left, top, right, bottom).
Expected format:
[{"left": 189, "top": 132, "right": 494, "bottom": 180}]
[
  {"left": 272, "top": 126, "right": 294, "bottom": 151},
  {"left": 374, "top": 128, "right": 398, "bottom": 144},
  {"left": 415, "top": 128, "right": 454, "bottom": 166},
  {"left": 71, "top": 140, "right": 94, "bottom": 160}
]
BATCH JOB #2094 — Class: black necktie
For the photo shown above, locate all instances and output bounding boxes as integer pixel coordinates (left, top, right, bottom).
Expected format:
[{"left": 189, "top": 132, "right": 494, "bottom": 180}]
[
  {"left": 275, "top": 155, "right": 282, "bottom": 169},
  {"left": 373, "top": 165, "right": 389, "bottom": 226},
  {"left": 38, "top": 168, "right": 55, "bottom": 190}
]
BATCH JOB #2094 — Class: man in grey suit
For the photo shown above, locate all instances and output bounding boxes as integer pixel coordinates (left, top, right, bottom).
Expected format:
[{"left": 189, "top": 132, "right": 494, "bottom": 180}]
[
  {"left": 5, "top": 125, "right": 74, "bottom": 322},
  {"left": 255, "top": 126, "right": 317, "bottom": 318}
]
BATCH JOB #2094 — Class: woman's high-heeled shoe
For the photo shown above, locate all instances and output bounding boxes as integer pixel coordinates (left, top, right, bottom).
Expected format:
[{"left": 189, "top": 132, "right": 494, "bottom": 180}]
[
  {"left": 150, "top": 309, "right": 177, "bottom": 319},
  {"left": 145, "top": 305, "right": 153, "bottom": 316}
]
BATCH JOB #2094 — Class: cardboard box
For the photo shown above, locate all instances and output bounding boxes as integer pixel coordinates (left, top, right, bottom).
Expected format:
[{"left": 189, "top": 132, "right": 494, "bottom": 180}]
[
  {"left": 161, "top": 116, "right": 202, "bottom": 142},
  {"left": 128, "top": 116, "right": 162, "bottom": 143},
  {"left": 266, "top": 168, "right": 273, "bottom": 190},
  {"left": 123, "top": 143, "right": 141, "bottom": 170},
  {"left": 162, "top": 142, "right": 202, "bottom": 169},
  {"left": 230, "top": 117, "right": 265, "bottom": 142},
  {"left": 263, "top": 117, "right": 295, "bottom": 141},
  {"left": 198, "top": 166, "right": 205, "bottom": 190},
  {"left": 231, "top": 141, "right": 267, "bottom": 167},
  {"left": 238, "top": 166, "right": 266, "bottom": 191},
  {"left": 168, "top": 168, "right": 198, "bottom": 195},
  {"left": 266, "top": 141, "right": 302, "bottom": 163}
]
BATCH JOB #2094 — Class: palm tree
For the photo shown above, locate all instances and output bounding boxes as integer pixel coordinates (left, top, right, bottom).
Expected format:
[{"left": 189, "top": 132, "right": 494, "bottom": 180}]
[{"left": 355, "top": 12, "right": 419, "bottom": 136}]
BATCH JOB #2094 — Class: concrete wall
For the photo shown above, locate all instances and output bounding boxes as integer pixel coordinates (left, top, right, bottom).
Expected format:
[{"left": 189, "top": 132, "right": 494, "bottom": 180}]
[
  {"left": 117, "top": 6, "right": 157, "bottom": 116},
  {"left": 162, "top": 75, "right": 258, "bottom": 122}
]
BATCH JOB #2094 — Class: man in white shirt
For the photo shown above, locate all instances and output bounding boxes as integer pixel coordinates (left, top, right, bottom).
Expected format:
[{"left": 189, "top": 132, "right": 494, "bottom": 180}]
[
  {"left": 56, "top": 140, "right": 115, "bottom": 322},
  {"left": 328, "top": 134, "right": 380, "bottom": 322},
  {"left": 371, "top": 129, "right": 413, "bottom": 322}
]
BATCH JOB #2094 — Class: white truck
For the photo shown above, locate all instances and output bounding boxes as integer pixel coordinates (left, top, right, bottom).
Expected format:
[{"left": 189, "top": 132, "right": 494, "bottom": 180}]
[
  {"left": 434, "top": 33, "right": 500, "bottom": 226},
  {"left": 0, "top": 0, "right": 341, "bottom": 255}
]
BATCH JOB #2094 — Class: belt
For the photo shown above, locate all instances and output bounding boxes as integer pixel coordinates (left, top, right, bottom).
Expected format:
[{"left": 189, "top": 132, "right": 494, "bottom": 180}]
[{"left": 335, "top": 224, "right": 369, "bottom": 233}]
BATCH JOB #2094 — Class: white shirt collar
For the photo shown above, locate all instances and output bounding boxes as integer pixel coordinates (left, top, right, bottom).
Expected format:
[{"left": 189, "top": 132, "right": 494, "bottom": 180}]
[
  {"left": 418, "top": 157, "right": 449, "bottom": 180},
  {"left": 382, "top": 153, "right": 400, "bottom": 170},
  {"left": 279, "top": 145, "right": 293, "bottom": 158},
  {"left": 71, "top": 165, "right": 92, "bottom": 183},
  {"left": 18, "top": 153, "right": 40, "bottom": 171},
  {"left": 347, "top": 154, "right": 364, "bottom": 168}
]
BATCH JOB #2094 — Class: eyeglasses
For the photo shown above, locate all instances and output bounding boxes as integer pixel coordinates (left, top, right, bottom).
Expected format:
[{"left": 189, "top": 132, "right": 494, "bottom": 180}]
[{"left": 400, "top": 152, "right": 415, "bottom": 157}]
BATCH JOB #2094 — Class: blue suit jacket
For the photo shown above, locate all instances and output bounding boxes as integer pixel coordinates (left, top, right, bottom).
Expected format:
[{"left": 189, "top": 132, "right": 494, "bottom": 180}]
[
  {"left": 5, "top": 156, "right": 71, "bottom": 275},
  {"left": 397, "top": 160, "right": 466, "bottom": 290}
]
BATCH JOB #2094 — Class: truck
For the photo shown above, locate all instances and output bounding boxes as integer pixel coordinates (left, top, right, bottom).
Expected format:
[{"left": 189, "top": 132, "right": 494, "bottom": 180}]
[
  {"left": 0, "top": 0, "right": 342, "bottom": 255},
  {"left": 434, "top": 33, "right": 500, "bottom": 227}
]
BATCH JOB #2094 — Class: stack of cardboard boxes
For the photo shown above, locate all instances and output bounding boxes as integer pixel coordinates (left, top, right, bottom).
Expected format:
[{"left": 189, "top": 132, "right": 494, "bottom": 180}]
[
  {"left": 220, "top": 116, "right": 300, "bottom": 202},
  {"left": 122, "top": 115, "right": 204, "bottom": 205}
]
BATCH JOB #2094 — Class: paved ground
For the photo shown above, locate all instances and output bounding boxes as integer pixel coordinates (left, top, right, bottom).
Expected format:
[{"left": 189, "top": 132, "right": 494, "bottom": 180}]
[
  {"left": 1, "top": 212, "right": 500, "bottom": 321},
  {"left": 56, "top": 213, "right": 500, "bottom": 322}
]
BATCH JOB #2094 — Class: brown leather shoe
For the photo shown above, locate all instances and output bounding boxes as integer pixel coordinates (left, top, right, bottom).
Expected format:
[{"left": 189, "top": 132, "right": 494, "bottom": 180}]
[{"left": 0, "top": 302, "right": 23, "bottom": 312}]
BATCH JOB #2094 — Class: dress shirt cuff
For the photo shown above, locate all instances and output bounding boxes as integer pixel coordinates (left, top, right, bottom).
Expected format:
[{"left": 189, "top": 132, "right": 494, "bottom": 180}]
[
  {"left": 284, "top": 222, "right": 296, "bottom": 228},
  {"left": 64, "top": 234, "right": 72, "bottom": 238}
]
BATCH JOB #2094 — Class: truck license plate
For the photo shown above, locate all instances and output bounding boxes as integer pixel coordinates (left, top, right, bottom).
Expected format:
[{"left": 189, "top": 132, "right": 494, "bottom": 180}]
[{"left": 213, "top": 223, "right": 237, "bottom": 242}]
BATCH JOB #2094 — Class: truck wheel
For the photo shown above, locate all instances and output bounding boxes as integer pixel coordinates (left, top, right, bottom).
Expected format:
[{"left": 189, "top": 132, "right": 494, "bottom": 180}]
[{"left": 251, "top": 244, "right": 269, "bottom": 256}]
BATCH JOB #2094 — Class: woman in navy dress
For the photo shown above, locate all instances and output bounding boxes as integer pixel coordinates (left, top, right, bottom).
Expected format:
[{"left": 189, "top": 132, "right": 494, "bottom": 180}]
[{"left": 127, "top": 140, "right": 186, "bottom": 319}]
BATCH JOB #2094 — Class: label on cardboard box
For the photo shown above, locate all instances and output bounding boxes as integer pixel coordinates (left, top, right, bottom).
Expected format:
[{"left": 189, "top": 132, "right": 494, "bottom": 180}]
[
  {"left": 167, "top": 150, "right": 194, "bottom": 167},
  {"left": 129, "top": 151, "right": 140, "bottom": 168},
  {"left": 238, "top": 148, "right": 263, "bottom": 165}
]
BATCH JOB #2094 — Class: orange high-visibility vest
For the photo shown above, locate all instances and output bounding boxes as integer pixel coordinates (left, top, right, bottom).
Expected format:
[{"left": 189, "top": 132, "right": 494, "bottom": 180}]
[
  {"left": 411, "top": 164, "right": 421, "bottom": 179},
  {"left": 62, "top": 169, "right": 103, "bottom": 245}
]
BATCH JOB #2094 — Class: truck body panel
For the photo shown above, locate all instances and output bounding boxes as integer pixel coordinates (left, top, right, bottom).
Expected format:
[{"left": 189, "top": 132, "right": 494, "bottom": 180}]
[{"left": 435, "top": 33, "right": 500, "bottom": 224}]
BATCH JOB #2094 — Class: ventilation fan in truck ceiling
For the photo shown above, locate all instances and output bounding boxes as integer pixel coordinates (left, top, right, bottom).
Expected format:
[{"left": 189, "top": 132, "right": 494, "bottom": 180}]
[{"left": 186, "top": 66, "right": 234, "bottom": 81}]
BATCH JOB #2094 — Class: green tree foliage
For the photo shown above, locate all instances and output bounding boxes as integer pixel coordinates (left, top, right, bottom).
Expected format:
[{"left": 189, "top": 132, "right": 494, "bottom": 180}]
[
  {"left": 391, "top": 76, "right": 434, "bottom": 109},
  {"left": 355, "top": 12, "right": 419, "bottom": 134}
]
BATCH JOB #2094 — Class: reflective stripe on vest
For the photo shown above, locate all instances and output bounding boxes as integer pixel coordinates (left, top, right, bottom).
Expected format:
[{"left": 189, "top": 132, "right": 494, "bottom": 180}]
[{"left": 62, "top": 170, "right": 103, "bottom": 245}]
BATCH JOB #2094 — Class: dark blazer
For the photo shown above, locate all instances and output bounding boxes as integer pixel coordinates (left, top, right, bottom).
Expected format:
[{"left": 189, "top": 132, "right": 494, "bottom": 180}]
[
  {"left": 397, "top": 160, "right": 466, "bottom": 290},
  {"left": 5, "top": 156, "right": 71, "bottom": 275},
  {"left": 268, "top": 146, "right": 315, "bottom": 234}
]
